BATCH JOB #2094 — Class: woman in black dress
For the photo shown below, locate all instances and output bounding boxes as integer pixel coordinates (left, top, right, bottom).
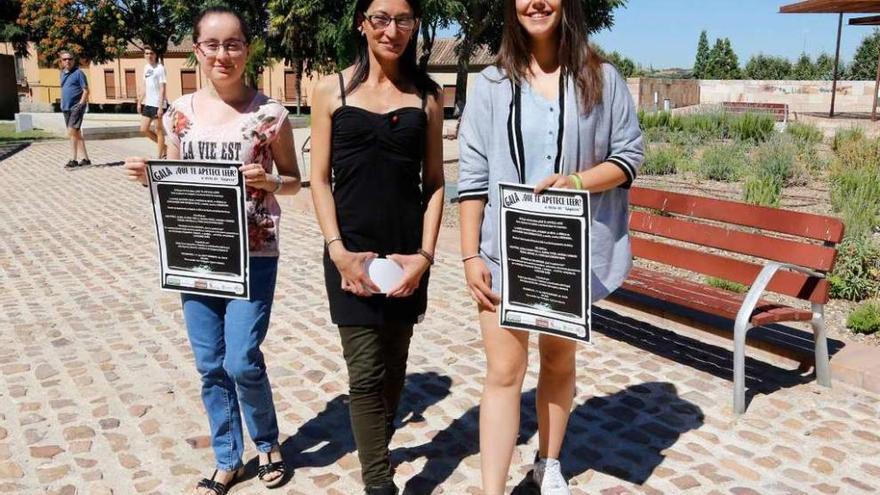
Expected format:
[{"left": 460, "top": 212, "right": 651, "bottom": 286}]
[{"left": 309, "top": 0, "right": 444, "bottom": 493}]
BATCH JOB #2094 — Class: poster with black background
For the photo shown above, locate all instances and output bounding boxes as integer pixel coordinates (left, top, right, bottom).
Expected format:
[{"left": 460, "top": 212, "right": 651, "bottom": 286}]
[
  {"left": 499, "top": 182, "right": 591, "bottom": 343},
  {"left": 147, "top": 160, "right": 249, "bottom": 299}
]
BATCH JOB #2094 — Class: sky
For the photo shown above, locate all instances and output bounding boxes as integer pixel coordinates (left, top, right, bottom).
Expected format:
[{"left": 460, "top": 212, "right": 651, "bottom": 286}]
[{"left": 437, "top": 0, "right": 878, "bottom": 70}]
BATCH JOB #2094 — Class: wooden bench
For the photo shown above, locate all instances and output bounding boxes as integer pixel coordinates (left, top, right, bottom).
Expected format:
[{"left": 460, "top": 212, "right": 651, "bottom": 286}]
[
  {"left": 608, "top": 187, "right": 844, "bottom": 414},
  {"left": 722, "top": 101, "right": 789, "bottom": 123}
]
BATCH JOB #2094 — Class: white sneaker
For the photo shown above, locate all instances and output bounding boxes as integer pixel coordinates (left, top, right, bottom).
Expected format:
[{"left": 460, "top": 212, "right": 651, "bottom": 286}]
[{"left": 533, "top": 457, "right": 571, "bottom": 495}]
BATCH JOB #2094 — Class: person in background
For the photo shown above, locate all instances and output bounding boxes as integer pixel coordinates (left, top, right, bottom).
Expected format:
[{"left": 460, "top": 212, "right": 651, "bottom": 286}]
[
  {"left": 59, "top": 50, "right": 90, "bottom": 168},
  {"left": 137, "top": 45, "right": 168, "bottom": 158}
]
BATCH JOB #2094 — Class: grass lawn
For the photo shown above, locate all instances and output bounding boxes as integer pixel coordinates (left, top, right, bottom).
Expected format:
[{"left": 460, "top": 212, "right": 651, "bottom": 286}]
[{"left": 0, "top": 123, "right": 59, "bottom": 142}]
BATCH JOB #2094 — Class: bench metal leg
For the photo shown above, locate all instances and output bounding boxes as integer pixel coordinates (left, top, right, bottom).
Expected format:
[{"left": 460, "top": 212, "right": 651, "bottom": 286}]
[
  {"left": 811, "top": 303, "right": 832, "bottom": 388},
  {"left": 733, "top": 320, "right": 753, "bottom": 415}
]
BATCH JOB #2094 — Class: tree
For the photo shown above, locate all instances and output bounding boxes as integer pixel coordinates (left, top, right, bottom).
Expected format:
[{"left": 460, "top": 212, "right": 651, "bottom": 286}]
[
  {"left": 18, "top": 0, "right": 128, "bottom": 65},
  {"left": 693, "top": 30, "right": 709, "bottom": 79},
  {"left": 814, "top": 52, "right": 837, "bottom": 81},
  {"left": 593, "top": 45, "right": 637, "bottom": 78},
  {"left": 705, "top": 37, "right": 740, "bottom": 79},
  {"left": 847, "top": 28, "right": 880, "bottom": 80},
  {"left": 1, "top": 0, "right": 28, "bottom": 56},
  {"left": 789, "top": 52, "right": 817, "bottom": 80},
  {"left": 744, "top": 54, "right": 791, "bottom": 80},
  {"left": 110, "top": 1, "right": 179, "bottom": 60},
  {"left": 267, "top": 0, "right": 351, "bottom": 112}
]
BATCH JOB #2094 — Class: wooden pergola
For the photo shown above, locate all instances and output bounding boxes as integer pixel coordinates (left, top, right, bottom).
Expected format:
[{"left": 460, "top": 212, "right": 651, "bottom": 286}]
[{"left": 780, "top": 0, "right": 880, "bottom": 120}]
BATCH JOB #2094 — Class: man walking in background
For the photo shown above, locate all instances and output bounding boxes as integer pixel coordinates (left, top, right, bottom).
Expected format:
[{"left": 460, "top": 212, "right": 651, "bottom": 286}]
[
  {"left": 137, "top": 46, "right": 167, "bottom": 158},
  {"left": 59, "top": 50, "right": 90, "bottom": 168}
]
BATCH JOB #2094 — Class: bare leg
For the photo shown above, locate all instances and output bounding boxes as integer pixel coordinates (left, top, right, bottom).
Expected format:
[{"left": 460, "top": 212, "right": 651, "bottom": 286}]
[
  {"left": 156, "top": 117, "right": 166, "bottom": 157},
  {"left": 479, "top": 310, "right": 529, "bottom": 495},
  {"left": 68, "top": 128, "right": 78, "bottom": 161},
  {"left": 74, "top": 130, "right": 89, "bottom": 161},
  {"left": 140, "top": 116, "right": 158, "bottom": 143},
  {"left": 536, "top": 334, "right": 576, "bottom": 459}
]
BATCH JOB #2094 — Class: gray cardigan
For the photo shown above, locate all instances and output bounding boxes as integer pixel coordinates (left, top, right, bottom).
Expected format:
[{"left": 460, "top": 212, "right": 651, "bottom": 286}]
[{"left": 457, "top": 63, "right": 645, "bottom": 302}]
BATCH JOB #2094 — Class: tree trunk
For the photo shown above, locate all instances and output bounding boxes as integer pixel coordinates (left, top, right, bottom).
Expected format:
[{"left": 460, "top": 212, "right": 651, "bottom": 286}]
[
  {"left": 453, "top": 33, "right": 474, "bottom": 118},
  {"left": 294, "top": 58, "right": 303, "bottom": 115}
]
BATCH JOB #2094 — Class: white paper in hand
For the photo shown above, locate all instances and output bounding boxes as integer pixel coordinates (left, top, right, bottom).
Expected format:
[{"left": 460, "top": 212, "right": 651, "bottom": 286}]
[{"left": 365, "top": 258, "right": 405, "bottom": 294}]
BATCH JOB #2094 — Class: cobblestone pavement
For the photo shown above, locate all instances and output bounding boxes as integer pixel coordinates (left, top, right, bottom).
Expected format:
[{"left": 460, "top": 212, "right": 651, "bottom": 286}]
[{"left": 1, "top": 139, "right": 879, "bottom": 495}]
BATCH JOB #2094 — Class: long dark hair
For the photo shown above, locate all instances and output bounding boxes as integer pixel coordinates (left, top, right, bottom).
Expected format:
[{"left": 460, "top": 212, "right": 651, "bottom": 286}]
[
  {"left": 345, "top": 0, "right": 438, "bottom": 97},
  {"left": 496, "top": 0, "right": 604, "bottom": 113}
]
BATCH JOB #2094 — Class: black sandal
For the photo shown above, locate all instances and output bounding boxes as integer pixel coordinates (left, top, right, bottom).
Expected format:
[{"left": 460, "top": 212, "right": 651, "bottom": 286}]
[
  {"left": 258, "top": 450, "right": 286, "bottom": 488},
  {"left": 196, "top": 469, "right": 238, "bottom": 495}
]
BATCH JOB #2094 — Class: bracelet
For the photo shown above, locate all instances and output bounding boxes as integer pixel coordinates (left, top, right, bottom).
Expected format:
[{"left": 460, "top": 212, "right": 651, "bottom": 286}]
[
  {"left": 569, "top": 173, "right": 584, "bottom": 190},
  {"left": 325, "top": 236, "right": 342, "bottom": 247},
  {"left": 272, "top": 174, "right": 283, "bottom": 193},
  {"left": 461, "top": 254, "right": 481, "bottom": 263},
  {"left": 417, "top": 249, "right": 435, "bottom": 265}
]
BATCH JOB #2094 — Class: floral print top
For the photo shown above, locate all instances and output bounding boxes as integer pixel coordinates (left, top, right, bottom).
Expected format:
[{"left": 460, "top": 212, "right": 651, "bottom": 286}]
[{"left": 164, "top": 92, "right": 289, "bottom": 257}]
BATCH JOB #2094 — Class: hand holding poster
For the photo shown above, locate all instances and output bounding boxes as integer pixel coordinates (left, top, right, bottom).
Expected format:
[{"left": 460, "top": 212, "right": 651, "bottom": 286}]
[
  {"left": 147, "top": 160, "right": 250, "bottom": 299},
  {"left": 499, "top": 182, "right": 591, "bottom": 343}
]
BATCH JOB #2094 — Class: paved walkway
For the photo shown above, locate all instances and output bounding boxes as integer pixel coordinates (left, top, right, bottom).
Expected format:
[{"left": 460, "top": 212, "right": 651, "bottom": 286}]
[{"left": 0, "top": 139, "right": 879, "bottom": 495}]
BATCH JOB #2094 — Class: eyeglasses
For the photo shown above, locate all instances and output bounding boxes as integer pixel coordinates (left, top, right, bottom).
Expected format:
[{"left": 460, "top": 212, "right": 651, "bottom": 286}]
[
  {"left": 195, "top": 39, "right": 247, "bottom": 56},
  {"left": 365, "top": 13, "right": 416, "bottom": 32}
]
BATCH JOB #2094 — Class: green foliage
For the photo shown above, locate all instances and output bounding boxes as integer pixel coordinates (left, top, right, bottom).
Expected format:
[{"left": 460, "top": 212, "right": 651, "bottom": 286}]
[
  {"left": 847, "top": 28, "right": 880, "bottom": 80},
  {"left": 830, "top": 236, "right": 880, "bottom": 301},
  {"left": 847, "top": 300, "right": 880, "bottom": 334},
  {"left": 830, "top": 137, "right": 880, "bottom": 238},
  {"left": 594, "top": 46, "right": 639, "bottom": 78},
  {"left": 743, "top": 54, "right": 792, "bottom": 80},
  {"left": 693, "top": 30, "right": 710, "bottom": 79},
  {"left": 643, "top": 145, "right": 685, "bottom": 175},
  {"left": 785, "top": 122, "right": 823, "bottom": 145},
  {"left": 700, "top": 143, "right": 747, "bottom": 181},
  {"left": 832, "top": 127, "right": 865, "bottom": 152},
  {"left": 705, "top": 37, "right": 740, "bottom": 79},
  {"left": 705, "top": 277, "right": 748, "bottom": 294},
  {"left": 729, "top": 112, "right": 775, "bottom": 143},
  {"left": 743, "top": 173, "right": 782, "bottom": 207}
]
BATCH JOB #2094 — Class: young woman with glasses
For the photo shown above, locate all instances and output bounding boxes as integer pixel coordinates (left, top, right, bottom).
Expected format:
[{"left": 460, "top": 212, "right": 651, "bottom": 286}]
[
  {"left": 124, "top": 7, "right": 301, "bottom": 494},
  {"left": 309, "top": 0, "right": 445, "bottom": 493},
  {"left": 457, "top": 0, "right": 644, "bottom": 493}
]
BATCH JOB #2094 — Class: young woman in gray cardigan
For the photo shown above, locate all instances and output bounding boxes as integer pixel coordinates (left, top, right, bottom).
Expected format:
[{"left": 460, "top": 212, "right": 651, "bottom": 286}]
[{"left": 457, "top": 1, "right": 644, "bottom": 493}]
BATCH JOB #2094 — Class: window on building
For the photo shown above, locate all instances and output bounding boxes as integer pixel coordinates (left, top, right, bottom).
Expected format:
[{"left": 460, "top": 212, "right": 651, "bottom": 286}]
[
  {"left": 284, "top": 70, "right": 298, "bottom": 102},
  {"left": 14, "top": 55, "right": 25, "bottom": 85},
  {"left": 125, "top": 69, "right": 137, "bottom": 99},
  {"left": 181, "top": 70, "right": 197, "bottom": 95},
  {"left": 257, "top": 73, "right": 264, "bottom": 93},
  {"left": 104, "top": 69, "right": 116, "bottom": 99}
]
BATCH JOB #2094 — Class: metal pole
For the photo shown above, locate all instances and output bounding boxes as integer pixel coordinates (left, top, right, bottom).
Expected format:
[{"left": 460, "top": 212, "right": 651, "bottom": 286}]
[
  {"left": 830, "top": 13, "right": 843, "bottom": 118},
  {"left": 872, "top": 45, "right": 880, "bottom": 122}
]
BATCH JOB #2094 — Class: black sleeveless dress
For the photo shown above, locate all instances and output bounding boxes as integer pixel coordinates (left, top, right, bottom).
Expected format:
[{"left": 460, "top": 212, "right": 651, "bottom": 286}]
[{"left": 323, "top": 73, "right": 430, "bottom": 327}]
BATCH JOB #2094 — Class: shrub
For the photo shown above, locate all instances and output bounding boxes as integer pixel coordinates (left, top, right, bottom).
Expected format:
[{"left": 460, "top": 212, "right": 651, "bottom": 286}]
[
  {"left": 830, "top": 137, "right": 880, "bottom": 237},
  {"left": 847, "top": 300, "right": 880, "bottom": 335},
  {"left": 785, "top": 121, "right": 823, "bottom": 145},
  {"left": 743, "top": 174, "right": 782, "bottom": 207},
  {"left": 832, "top": 126, "right": 864, "bottom": 152},
  {"left": 678, "top": 111, "right": 730, "bottom": 141},
  {"left": 829, "top": 236, "right": 880, "bottom": 301},
  {"left": 699, "top": 143, "right": 747, "bottom": 181},
  {"left": 639, "top": 110, "right": 681, "bottom": 131},
  {"left": 643, "top": 145, "right": 682, "bottom": 175},
  {"left": 706, "top": 277, "right": 749, "bottom": 293},
  {"left": 730, "top": 112, "right": 776, "bottom": 143}
]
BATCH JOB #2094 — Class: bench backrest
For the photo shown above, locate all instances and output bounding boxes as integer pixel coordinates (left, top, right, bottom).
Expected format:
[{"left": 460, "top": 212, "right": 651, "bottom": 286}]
[
  {"left": 722, "top": 102, "right": 788, "bottom": 122},
  {"left": 628, "top": 187, "right": 845, "bottom": 304}
]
